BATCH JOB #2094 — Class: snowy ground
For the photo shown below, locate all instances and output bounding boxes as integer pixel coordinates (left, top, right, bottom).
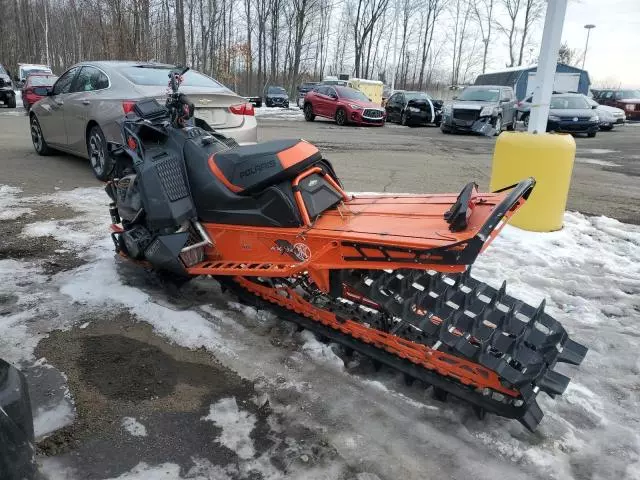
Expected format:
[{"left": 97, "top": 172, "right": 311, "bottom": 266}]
[{"left": 0, "top": 184, "right": 639, "bottom": 479}]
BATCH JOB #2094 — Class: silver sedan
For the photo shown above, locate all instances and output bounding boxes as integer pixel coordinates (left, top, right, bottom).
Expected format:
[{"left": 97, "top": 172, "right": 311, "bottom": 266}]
[{"left": 29, "top": 61, "right": 258, "bottom": 180}]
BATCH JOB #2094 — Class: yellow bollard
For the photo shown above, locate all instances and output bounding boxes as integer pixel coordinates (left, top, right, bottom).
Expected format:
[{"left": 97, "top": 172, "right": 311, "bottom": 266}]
[{"left": 489, "top": 132, "right": 575, "bottom": 232}]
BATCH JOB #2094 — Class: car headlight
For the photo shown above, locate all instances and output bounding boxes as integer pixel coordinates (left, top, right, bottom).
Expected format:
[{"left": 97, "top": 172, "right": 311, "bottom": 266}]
[
  {"left": 349, "top": 103, "right": 364, "bottom": 110},
  {"left": 480, "top": 106, "right": 496, "bottom": 117},
  {"left": 548, "top": 115, "right": 561, "bottom": 121},
  {"left": 408, "top": 106, "right": 420, "bottom": 113},
  {"left": 625, "top": 104, "right": 635, "bottom": 111}
]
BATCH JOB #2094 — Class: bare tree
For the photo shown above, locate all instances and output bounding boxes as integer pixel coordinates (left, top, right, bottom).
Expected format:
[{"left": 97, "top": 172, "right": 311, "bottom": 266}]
[
  {"left": 496, "top": 0, "right": 520, "bottom": 67},
  {"left": 472, "top": 0, "right": 494, "bottom": 73},
  {"left": 449, "top": 0, "right": 473, "bottom": 85},
  {"left": 350, "top": 0, "right": 390, "bottom": 77},
  {"left": 517, "top": 0, "right": 544, "bottom": 66},
  {"left": 417, "top": 0, "right": 445, "bottom": 89}
]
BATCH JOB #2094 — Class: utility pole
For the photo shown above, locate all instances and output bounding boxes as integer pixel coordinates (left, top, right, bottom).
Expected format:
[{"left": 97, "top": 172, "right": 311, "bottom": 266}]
[
  {"left": 390, "top": 0, "right": 399, "bottom": 93},
  {"left": 581, "top": 24, "right": 595, "bottom": 70},
  {"left": 527, "top": 0, "right": 568, "bottom": 134}
]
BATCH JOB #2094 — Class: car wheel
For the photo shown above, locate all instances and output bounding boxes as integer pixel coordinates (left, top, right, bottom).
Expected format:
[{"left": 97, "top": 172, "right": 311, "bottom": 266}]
[
  {"left": 587, "top": 131, "right": 597, "bottom": 138},
  {"left": 304, "top": 103, "right": 315, "bottom": 121},
  {"left": 335, "top": 108, "right": 347, "bottom": 126},
  {"left": 434, "top": 120, "right": 441, "bottom": 127},
  {"left": 506, "top": 120, "right": 515, "bottom": 131},
  {"left": 7, "top": 96, "right": 16, "bottom": 108},
  {"left": 30, "top": 115, "right": 53, "bottom": 156},
  {"left": 440, "top": 124, "right": 452, "bottom": 134},
  {"left": 87, "top": 125, "right": 114, "bottom": 181},
  {"left": 493, "top": 115, "right": 502, "bottom": 135},
  {"left": 522, "top": 114, "right": 530, "bottom": 129}
]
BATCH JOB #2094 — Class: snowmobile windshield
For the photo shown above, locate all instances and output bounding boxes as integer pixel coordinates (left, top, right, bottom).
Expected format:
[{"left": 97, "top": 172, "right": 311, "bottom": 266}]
[
  {"left": 119, "top": 66, "right": 226, "bottom": 90},
  {"left": 336, "top": 87, "right": 369, "bottom": 101},
  {"left": 550, "top": 96, "right": 590, "bottom": 109},
  {"left": 268, "top": 86, "right": 287, "bottom": 94},
  {"left": 458, "top": 88, "right": 500, "bottom": 102}
]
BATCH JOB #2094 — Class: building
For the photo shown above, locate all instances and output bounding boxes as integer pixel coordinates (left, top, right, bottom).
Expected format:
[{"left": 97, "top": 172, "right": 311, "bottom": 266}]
[{"left": 474, "top": 63, "right": 591, "bottom": 100}]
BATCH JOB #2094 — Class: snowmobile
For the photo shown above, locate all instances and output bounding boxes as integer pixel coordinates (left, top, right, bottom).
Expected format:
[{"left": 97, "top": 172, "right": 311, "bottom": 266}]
[{"left": 104, "top": 67, "right": 587, "bottom": 432}]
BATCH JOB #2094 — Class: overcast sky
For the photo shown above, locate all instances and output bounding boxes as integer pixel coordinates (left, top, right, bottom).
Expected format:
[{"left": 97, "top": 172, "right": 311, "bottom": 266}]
[{"left": 561, "top": 0, "right": 639, "bottom": 87}]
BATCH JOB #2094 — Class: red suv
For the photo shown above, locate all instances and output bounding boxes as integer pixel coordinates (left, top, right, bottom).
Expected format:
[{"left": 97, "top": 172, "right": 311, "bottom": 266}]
[
  {"left": 593, "top": 88, "right": 640, "bottom": 121},
  {"left": 303, "top": 85, "right": 386, "bottom": 126},
  {"left": 21, "top": 73, "right": 58, "bottom": 111}
]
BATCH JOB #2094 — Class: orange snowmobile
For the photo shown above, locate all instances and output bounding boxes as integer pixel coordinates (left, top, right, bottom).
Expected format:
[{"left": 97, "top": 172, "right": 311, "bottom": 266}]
[{"left": 104, "top": 68, "right": 586, "bottom": 431}]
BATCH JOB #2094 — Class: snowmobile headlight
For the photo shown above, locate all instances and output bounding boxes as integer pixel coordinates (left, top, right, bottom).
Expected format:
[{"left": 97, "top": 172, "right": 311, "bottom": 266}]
[
  {"left": 480, "top": 106, "right": 496, "bottom": 117},
  {"left": 408, "top": 106, "right": 421, "bottom": 113},
  {"left": 349, "top": 103, "right": 364, "bottom": 110}
]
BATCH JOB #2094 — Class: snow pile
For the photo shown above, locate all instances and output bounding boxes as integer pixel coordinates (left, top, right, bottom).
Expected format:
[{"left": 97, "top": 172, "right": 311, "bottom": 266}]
[
  {"left": 33, "top": 401, "right": 75, "bottom": 438},
  {"left": 201, "top": 397, "right": 256, "bottom": 460},
  {"left": 255, "top": 106, "right": 304, "bottom": 120},
  {"left": 122, "top": 417, "right": 148, "bottom": 437},
  {"left": 2, "top": 184, "right": 640, "bottom": 480}
]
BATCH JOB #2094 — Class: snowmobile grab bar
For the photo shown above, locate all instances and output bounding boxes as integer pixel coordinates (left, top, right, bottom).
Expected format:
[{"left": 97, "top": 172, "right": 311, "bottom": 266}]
[{"left": 292, "top": 167, "right": 351, "bottom": 227}]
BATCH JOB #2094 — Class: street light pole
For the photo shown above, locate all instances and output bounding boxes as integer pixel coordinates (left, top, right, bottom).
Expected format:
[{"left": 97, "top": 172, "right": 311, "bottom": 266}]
[{"left": 582, "top": 24, "right": 595, "bottom": 70}]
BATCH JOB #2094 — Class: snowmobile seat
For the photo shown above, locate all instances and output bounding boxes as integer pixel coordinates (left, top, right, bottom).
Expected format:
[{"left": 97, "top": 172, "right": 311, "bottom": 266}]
[{"left": 208, "top": 139, "right": 323, "bottom": 195}]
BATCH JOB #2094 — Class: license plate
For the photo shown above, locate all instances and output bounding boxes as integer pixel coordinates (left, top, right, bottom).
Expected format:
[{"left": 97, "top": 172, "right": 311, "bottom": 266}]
[{"left": 195, "top": 108, "right": 225, "bottom": 126}]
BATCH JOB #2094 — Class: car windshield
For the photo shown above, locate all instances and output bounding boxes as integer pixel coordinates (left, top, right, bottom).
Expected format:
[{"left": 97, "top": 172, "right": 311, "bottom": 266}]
[
  {"left": 619, "top": 90, "right": 640, "bottom": 98},
  {"left": 268, "top": 86, "right": 287, "bottom": 94},
  {"left": 458, "top": 88, "right": 500, "bottom": 102},
  {"left": 29, "top": 75, "right": 58, "bottom": 86},
  {"left": 404, "top": 92, "right": 430, "bottom": 101},
  {"left": 550, "top": 96, "right": 590, "bottom": 109},
  {"left": 118, "top": 66, "right": 226, "bottom": 89},
  {"left": 336, "top": 87, "right": 369, "bottom": 101},
  {"left": 25, "top": 68, "right": 51, "bottom": 77}
]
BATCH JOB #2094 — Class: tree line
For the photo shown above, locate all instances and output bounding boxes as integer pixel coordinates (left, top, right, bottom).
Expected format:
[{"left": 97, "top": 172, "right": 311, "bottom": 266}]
[{"left": 0, "top": 0, "right": 547, "bottom": 95}]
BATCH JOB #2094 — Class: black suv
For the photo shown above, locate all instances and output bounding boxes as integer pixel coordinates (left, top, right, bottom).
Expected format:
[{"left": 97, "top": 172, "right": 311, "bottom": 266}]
[
  {"left": 264, "top": 85, "right": 289, "bottom": 108},
  {"left": 0, "top": 63, "right": 17, "bottom": 108}
]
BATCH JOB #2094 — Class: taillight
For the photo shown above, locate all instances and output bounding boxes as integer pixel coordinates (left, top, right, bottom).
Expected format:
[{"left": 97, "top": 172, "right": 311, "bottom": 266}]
[
  {"left": 228, "top": 102, "right": 255, "bottom": 116},
  {"left": 122, "top": 101, "right": 136, "bottom": 114}
]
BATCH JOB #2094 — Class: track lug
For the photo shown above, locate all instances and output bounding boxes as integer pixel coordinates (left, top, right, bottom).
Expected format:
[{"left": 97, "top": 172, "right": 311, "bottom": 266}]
[
  {"left": 518, "top": 400, "right": 544, "bottom": 432},
  {"left": 433, "top": 387, "right": 448, "bottom": 402},
  {"left": 537, "top": 369, "right": 570, "bottom": 396},
  {"left": 472, "top": 405, "right": 486, "bottom": 420},
  {"left": 403, "top": 373, "right": 415, "bottom": 386},
  {"left": 557, "top": 338, "right": 588, "bottom": 365}
]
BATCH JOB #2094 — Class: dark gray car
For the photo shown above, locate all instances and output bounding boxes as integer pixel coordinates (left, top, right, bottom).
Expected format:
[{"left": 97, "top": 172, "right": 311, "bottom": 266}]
[
  {"left": 441, "top": 85, "right": 517, "bottom": 135},
  {"left": 29, "top": 61, "right": 257, "bottom": 180}
]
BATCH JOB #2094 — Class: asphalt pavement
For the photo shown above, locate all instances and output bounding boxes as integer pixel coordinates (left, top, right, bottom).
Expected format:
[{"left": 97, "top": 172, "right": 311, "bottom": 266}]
[{"left": 1, "top": 106, "right": 638, "bottom": 223}]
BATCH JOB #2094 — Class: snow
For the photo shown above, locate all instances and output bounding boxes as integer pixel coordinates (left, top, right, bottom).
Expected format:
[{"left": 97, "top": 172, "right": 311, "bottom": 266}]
[
  {"left": 122, "top": 417, "right": 148, "bottom": 437},
  {"left": 33, "top": 401, "right": 75, "bottom": 438},
  {"left": 254, "top": 106, "right": 304, "bottom": 120},
  {"left": 575, "top": 157, "right": 620, "bottom": 167},
  {"left": 201, "top": 397, "right": 256, "bottom": 460},
  {"left": 2, "top": 184, "right": 640, "bottom": 480},
  {"left": 0, "top": 185, "right": 31, "bottom": 220},
  {"left": 581, "top": 148, "right": 618, "bottom": 155}
]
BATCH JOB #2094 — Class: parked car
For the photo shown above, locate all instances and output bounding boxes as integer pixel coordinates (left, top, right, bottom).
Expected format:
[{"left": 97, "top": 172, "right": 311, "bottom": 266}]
[
  {"left": 518, "top": 93, "right": 599, "bottom": 137},
  {"left": 16, "top": 63, "right": 53, "bottom": 89},
  {"left": 264, "top": 85, "right": 289, "bottom": 108},
  {"left": 296, "top": 81, "right": 318, "bottom": 108},
  {"left": 587, "top": 97, "right": 625, "bottom": 130},
  {"left": 385, "top": 91, "right": 443, "bottom": 126},
  {"left": 29, "top": 61, "right": 257, "bottom": 180},
  {"left": 303, "top": 85, "right": 386, "bottom": 126},
  {"left": 0, "top": 358, "right": 36, "bottom": 480},
  {"left": 21, "top": 73, "right": 58, "bottom": 111},
  {"left": 245, "top": 95, "right": 262, "bottom": 108},
  {"left": 0, "top": 63, "right": 16, "bottom": 108},
  {"left": 592, "top": 89, "right": 640, "bottom": 121},
  {"left": 440, "top": 85, "right": 516, "bottom": 135}
]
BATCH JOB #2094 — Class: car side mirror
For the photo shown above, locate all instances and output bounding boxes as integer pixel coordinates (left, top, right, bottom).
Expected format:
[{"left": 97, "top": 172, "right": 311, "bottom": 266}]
[
  {"left": 591, "top": 104, "right": 598, "bottom": 109},
  {"left": 452, "top": 95, "right": 458, "bottom": 100},
  {"left": 46, "top": 87, "right": 55, "bottom": 96},
  {"left": 330, "top": 94, "right": 338, "bottom": 100}
]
